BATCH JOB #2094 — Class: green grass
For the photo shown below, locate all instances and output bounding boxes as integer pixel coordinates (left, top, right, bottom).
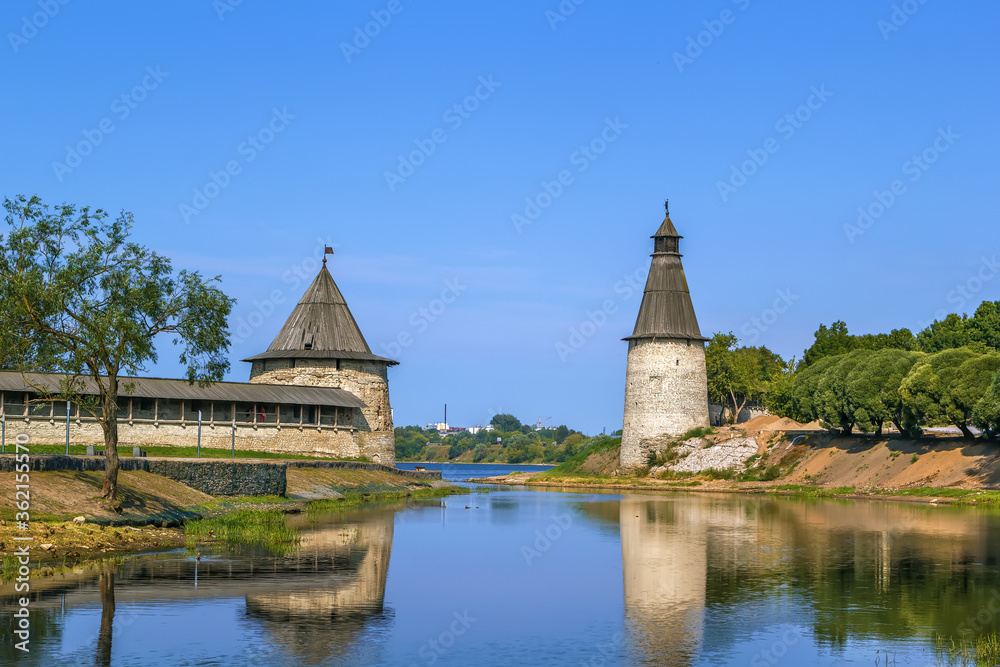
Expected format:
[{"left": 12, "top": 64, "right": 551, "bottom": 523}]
[
  {"left": 679, "top": 426, "right": 716, "bottom": 440},
  {"left": 185, "top": 509, "right": 299, "bottom": 555},
  {"left": 738, "top": 464, "right": 783, "bottom": 482},
  {"left": 195, "top": 494, "right": 297, "bottom": 513},
  {"left": 937, "top": 632, "right": 1000, "bottom": 666},
  {"left": 702, "top": 468, "right": 737, "bottom": 480},
  {"left": 536, "top": 437, "right": 621, "bottom": 478},
  {"left": 875, "top": 488, "right": 1000, "bottom": 504},
  {"left": 768, "top": 484, "right": 857, "bottom": 497},
  {"left": 881, "top": 487, "right": 974, "bottom": 498},
  {"left": 304, "top": 487, "right": 469, "bottom": 515},
  {"left": 5, "top": 443, "right": 370, "bottom": 462}
]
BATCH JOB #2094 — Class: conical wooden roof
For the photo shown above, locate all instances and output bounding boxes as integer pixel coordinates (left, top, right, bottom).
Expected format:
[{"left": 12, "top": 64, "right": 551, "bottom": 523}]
[
  {"left": 243, "top": 264, "right": 398, "bottom": 365},
  {"left": 652, "top": 205, "right": 680, "bottom": 238},
  {"left": 625, "top": 205, "right": 706, "bottom": 342}
]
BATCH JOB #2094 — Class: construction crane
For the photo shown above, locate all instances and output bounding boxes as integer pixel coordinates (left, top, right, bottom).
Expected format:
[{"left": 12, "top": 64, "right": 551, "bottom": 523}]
[{"left": 536, "top": 417, "right": 552, "bottom": 430}]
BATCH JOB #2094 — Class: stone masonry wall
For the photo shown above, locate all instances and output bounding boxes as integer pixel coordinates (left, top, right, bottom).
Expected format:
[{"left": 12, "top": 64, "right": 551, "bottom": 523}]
[
  {"left": 620, "top": 338, "right": 709, "bottom": 469},
  {"left": 249, "top": 359, "right": 395, "bottom": 466},
  {"left": 2, "top": 418, "right": 366, "bottom": 459},
  {"left": 0, "top": 455, "right": 286, "bottom": 496}
]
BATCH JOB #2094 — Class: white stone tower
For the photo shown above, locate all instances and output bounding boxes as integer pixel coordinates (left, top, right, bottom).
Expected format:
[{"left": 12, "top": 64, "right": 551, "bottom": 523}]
[
  {"left": 244, "top": 253, "right": 398, "bottom": 465},
  {"left": 620, "top": 202, "right": 709, "bottom": 470}
]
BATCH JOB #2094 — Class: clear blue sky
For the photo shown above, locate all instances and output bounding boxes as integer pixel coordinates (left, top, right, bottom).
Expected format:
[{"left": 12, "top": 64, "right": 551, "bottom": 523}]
[{"left": 4, "top": 1, "right": 998, "bottom": 435}]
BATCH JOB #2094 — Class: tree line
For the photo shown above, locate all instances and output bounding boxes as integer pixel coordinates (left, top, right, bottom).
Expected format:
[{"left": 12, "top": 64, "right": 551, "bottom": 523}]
[
  {"left": 708, "top": 301, "right": 1000, "bottom": 439},
  {"left": 395, "top": 413, "right": 593, "bottom": 464}
]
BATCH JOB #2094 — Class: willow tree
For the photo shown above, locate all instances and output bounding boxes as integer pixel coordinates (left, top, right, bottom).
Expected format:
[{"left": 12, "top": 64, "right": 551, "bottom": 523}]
[
  {"left": 972, "top": 372, "right": 1000, "bottom": 438},
  {"left": 900, "top": 347, "right": 979, "bottom": 438},
  {"left": 0, "top": 195, "right": 234, "bottom": 500},
  {"left": 845, "top": 349, "right": 924, "bottom": 436}
]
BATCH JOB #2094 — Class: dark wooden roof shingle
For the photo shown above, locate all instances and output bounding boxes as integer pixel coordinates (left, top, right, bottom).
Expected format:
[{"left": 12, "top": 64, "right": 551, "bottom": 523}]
[
  {"left": 625, "top": 207, "right": 706, "bottom": 342},
  {"left": 244, "top": 265, "right": 398, "bottom": 365}
]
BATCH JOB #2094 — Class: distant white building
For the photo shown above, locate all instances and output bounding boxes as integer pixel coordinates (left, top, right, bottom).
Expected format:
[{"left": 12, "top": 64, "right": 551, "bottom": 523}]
[{"left": 467, "top": 424, "right": 494, "bottom": 435}]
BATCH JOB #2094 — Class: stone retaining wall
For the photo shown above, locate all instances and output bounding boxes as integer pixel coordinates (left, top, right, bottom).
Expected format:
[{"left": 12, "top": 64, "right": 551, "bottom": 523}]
[
  {"left": 0, "top": 455, "right": 286, "bottom": 496},
  {"left": 0, "top": 454, "right": 441, "bottom": 496}
]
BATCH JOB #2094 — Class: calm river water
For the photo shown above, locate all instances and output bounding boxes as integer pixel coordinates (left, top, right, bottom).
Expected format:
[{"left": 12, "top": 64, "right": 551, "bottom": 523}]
[{"left": 3, "top": 476, "right": 1000, "bottom": 665}]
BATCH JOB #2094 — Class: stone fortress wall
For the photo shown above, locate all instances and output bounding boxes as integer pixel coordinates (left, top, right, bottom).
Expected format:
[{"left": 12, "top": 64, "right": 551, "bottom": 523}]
[{"left": 250, "top": 358, "right": 395, "bottom": 465}]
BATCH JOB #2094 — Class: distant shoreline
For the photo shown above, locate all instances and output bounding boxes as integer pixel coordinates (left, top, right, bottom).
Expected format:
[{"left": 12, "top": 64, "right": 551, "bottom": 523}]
[{"left": 396, "top": 461, "right": 556, "bottom": 467}]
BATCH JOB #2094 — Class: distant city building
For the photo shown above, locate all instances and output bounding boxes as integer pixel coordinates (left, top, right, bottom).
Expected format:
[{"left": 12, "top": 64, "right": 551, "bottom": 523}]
[{"left": 619, "top": 202, "right": 709, "bottom": 470}]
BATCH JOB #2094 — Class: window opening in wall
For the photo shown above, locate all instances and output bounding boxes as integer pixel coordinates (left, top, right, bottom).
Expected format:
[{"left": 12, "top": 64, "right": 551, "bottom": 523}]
[
  {"left": 3, "top": 393, "right": 25, "bottom": 417},
  {"left": 236, "top": 402, "right": 255, "bottom": 424},
  {"left": 214, "top": 401, "right": 232, "bottom": 422},
  {"left": 279, "top": 404, "right": 298, "bottom": 424},
  {"left": 133, "top": 397, "right": 156, "bottom": 420},
  {"left": 159, "top": 399, "right": 182, "bottom": 421}
]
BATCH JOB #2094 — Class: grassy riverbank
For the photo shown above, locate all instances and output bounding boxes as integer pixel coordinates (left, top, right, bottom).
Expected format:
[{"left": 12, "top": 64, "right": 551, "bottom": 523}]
[
  {"left": 0, "top": 466, "right": 463, "bottom": 565},
  {"left": 473, "top": 428, "right": 1000, "bottom": 504}
]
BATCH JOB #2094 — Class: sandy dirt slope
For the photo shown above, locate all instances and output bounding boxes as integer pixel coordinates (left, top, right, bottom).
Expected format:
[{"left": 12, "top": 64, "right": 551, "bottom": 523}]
[{"left": 778, "top": 437, "right": 1000, "bottom": 490}]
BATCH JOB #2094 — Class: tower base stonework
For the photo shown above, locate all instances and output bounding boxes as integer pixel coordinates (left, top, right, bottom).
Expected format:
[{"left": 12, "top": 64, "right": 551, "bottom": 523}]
[
  {"left": 250, "top": 359, "right": 395, "bottom": 466},
  {"left": 620, "top": 339, "right": 709, "bottom": 470}
]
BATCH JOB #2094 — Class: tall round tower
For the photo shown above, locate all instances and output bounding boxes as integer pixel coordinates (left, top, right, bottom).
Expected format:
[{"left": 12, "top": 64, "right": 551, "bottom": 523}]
[
  {"left": 620, "top": 202, "right": 709, "bottom": 470},
  {"left": 243, "top": 254, "right": 398, "bottom": 465}
]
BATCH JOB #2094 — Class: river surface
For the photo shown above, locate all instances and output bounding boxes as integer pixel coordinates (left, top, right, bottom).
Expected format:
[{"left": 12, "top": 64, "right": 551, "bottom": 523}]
[
  {"left": 396, "top": 461, "right": 554, "bottom": 481},
  {"left": 3, "top": 481, "right": 1000, "bottom": 665}
]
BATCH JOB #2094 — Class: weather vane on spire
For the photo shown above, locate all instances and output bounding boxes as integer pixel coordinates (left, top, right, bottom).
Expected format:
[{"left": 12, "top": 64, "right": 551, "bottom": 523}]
[
  {"left": 664, "top": 198, "right": 670, "bottom": 213},
  {"left": 322, "top": 245, "right": 334, "bottom": 267}
]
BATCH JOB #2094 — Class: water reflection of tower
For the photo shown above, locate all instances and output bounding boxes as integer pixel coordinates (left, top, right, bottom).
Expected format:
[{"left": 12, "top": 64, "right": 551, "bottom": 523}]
[
  {"left": 620, "top": 497, "right": 707, "bottom": 666},
  {"left": 245, "top": 507, "right": 395, "bottom": 663}
]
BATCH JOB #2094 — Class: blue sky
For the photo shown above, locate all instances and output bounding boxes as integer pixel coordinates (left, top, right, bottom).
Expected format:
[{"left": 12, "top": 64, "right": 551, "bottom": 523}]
[{"left": 3, "top": 0, "right": 998, "bottom": 435}]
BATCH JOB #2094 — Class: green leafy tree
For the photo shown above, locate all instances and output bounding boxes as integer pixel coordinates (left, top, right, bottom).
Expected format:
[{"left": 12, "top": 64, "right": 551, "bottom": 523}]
[
  {"left": 969, "top": 301, "right": 1000, "bottom": 352},
  {"left": 0, "top": 196, "right": 233, "bottom": 500},
  {"left": 554, "top": 425, "right": 569, "bottom": 442},
  {"left": 707, "top": 333, "right": 787, "bottom": 422},
  {"left": 845, "top": 349, "right": 924, "bottom": 435},
  {"left": 789, "top": 355, "right": 841, "bottom": 423},
  {"left": 815, "top": 350, "right": 874, "bottom": 434},
  {"left": 763, "top": 366, "right": 795, "bottom": 417},
  {"left": 900, "top": 347, "right": 979, "bottom": 437},
  {"left": 490, "top": 413, "right": 522, "bottom": 433},
  {"left": 950, "top": 354, "right": 1000, "bottom": 435},
  {"left": 801, "top": 321, "right": 857, "bottom": 367},
  {"left": 916, "top": 313, "right": 978, "bottom": 353},
  {"left": 857, "top": 328, "right": 918, "bottom": 352},
  {"left": 972, "top": 371, "right": 1000, "bottom": 438}
]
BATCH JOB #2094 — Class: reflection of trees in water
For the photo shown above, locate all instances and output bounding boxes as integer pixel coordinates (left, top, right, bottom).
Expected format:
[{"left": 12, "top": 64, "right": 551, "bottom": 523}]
[
  {"left": 616, "top": 494, "right": 1000, "bottom": 664},
  {"left": 96, "top": 570, "right": 115, "bottom": 667},
  {"left": 0, "top": 504, "right": 401, "bottom": 665},
  {"left": 0, "top": 603, "right": 62, "bottom": 665}
]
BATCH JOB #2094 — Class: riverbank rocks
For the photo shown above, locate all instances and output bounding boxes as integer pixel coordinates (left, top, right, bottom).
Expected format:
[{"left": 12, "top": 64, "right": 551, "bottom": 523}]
[{"left": 661, "top": 437, "right": 758, "bottom": 474}]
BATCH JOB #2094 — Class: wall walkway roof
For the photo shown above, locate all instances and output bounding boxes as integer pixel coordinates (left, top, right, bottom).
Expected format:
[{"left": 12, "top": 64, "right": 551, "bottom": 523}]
[{"left": 0, "top": 371, "right": 366, "bottom": 408}]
